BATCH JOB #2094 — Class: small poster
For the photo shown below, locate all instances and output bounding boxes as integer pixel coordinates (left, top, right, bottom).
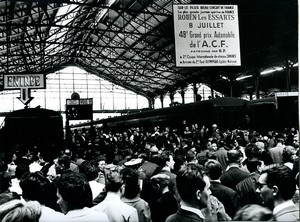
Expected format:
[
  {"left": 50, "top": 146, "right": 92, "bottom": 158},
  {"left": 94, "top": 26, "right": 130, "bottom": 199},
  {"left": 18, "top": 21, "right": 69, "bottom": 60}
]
[{"left": 173, "top": 4, "right": 241, "bottom": 67}]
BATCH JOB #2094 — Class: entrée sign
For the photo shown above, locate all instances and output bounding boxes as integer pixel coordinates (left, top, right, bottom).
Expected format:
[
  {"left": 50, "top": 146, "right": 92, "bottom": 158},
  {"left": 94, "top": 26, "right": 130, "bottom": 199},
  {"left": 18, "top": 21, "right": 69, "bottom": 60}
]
[
  {"left": 4, "top": 74, "right": 45, "bottom": 89},
  {"left": 3, "top": 74, "right": 45, "bottom": 105},
  {"left": 173, "top": 4, "right": 241, "bottom": 67}
]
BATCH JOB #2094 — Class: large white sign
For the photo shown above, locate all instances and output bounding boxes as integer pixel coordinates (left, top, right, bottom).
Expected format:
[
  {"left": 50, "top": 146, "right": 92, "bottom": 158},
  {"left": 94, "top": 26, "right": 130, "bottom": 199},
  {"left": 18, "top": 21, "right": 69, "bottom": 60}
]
[{"left": 173, "top": 4, "right": 241, "bottom": 67}]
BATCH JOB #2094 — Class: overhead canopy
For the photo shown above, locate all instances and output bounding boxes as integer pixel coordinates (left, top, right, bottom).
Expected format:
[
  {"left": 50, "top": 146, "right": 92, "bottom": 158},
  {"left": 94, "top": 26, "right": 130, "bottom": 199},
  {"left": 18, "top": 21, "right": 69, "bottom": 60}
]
[{"left": 0, "top": 0, "right": 298, "bottom": 99}]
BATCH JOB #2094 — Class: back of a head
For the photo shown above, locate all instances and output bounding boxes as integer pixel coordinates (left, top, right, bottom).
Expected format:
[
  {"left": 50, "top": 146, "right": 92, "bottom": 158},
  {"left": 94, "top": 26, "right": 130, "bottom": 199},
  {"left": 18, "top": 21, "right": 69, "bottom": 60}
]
[
  {"left": 176, "top": 163, "right": 206, "bottom": 202},
  {"left": 15, "top": 163, "right": 29, "bottom": 180},
  {"left": 79, "top": 161, "right": 99, "bottom": 181},
  {"left": 186, "top": 150, "right": 196, "bottom": 163},
  {"left": 0, "top": 172, "right": 11, "bottom": 193},
  {"left": 227, "top": 149, "right": 242, "bottom": 164},
  {"left": 151, "top": 173, "right": 171, "bottom": 188},
  {"left": 19, "top": 171, "right": 50, "bottom": 204},
  {"left": 57, "top": 154, "right": 71, "bottom": 170},
  {"left": 245, "top": 143, "right": 261, "bottom": 160},
  {"left": 0, "top": 199, "right": 41, "bottom": 222},
  {"left": 121, "top": 167, "right": 140, "bottom": 199},
  {"left": 57, "top": 172, "right": 93, "bottom": 210},
  {"left": 275, "top": 134, "right": 285, "bottom": 144},
  {"left": 0, "top": 161, "right": 8, "bottom": 172},
  {"left": 205, "top": 159, "right": 222, "bottom": 180}
]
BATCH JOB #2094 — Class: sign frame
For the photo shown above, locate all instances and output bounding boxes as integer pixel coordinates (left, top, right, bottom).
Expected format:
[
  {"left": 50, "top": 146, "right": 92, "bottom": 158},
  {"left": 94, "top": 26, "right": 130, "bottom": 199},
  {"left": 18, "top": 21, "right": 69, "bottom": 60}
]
[
  {"left": 173, "top": 4, "right": 241, "bottom": 67},
  {"left": 4, "top": 73, "right": 46, "bottom": 90}
]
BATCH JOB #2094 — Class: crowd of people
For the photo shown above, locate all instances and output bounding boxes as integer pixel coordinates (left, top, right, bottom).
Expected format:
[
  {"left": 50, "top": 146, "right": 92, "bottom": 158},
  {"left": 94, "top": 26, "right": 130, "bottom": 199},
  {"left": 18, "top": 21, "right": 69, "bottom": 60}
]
[{"left": 0, "top": 122, "right": 299, "bottom": 222}]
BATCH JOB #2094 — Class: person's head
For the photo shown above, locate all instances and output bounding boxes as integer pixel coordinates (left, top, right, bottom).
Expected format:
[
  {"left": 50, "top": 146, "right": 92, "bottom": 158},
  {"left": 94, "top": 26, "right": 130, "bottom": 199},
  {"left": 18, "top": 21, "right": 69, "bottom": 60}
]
[
  {"left": 245, "top": 143, "right": 261, "bottom": 160},
  {"left": 257, "top": 164, "right": 296, "bottom": 210},
  {"left": 0, "top": 199, "right": 41, "bottom": 222},
  {"left": 186, "top": 150, "right": 196, "bottom": 163},
  {"left": 196, "top": 151, "right": 208, "bottom": 166},
  {"left": 210, "top": 143, "right": 218, "bottom": 151},
  {"left": 19, "top": 171, "right": 50, "bottom": 205},
  {"left": 56, "top": 154, "right": 71, "bottom": 174},
  {"left": 121, "top": 167, "right": 140, "bottom": 199},
  {"left": 176, "top": 163, "right": 208, "bottom": 209},
  {"left": 0, "top": 172, "right": 11, "bottom": 193},
  {"left": 159, "top": 150, "right": 175, "bottom": 170},
  {"left": 205, "top": 159, "right": 223, "bottom": 180},
  {"left": 150, "top": 173, "right": 170, "bottom": 192},
  {"left": 79, "top": 161, "right": 99, "bottom": 181},
  {"left": 245, "top": 160, "right": 264, "bottom": 173},
  {"left": 233, "top": 204, "right": 273, "bottom": 221},
  {"left": 255, "top": 141, "right": 265, "bottom": 151},
  {"left": 15, "top": 163, "right": 29, "bottom": 180},
  {"left": 227, "top": 149, "right": 243, "bottom": 165},
  {"left": 0, "top": 161, "right": 8, "bottom": 172},
  {"left": 282, "top": 145, "right": 297, "bottom": 163},
  {"left": 56, "top": 172, "right": 93, "bottom": 214},
  {"left": 275, "top": 134, "right": 285, "bottom": 145},
  {"left": 105, "top": 166, "right": 124, "bottom": 193}
]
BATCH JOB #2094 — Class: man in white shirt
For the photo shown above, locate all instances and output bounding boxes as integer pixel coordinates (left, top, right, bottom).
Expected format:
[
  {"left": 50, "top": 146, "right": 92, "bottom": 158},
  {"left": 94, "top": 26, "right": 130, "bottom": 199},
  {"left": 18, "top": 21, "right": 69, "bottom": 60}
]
[{"left": 93, "top": 166, "right": 138, "bottom": 222}]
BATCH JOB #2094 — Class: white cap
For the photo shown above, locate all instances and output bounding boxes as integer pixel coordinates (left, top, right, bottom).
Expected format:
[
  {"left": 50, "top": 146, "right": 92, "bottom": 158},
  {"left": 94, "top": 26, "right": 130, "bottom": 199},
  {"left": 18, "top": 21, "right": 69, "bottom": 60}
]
[{"left": 124, "top": 158, "right": 143, "bottom": 167}]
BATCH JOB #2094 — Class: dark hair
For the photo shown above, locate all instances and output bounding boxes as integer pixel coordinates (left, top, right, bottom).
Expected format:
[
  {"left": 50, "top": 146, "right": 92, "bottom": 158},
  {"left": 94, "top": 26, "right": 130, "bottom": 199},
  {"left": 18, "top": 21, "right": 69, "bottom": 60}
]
[
  {"left": 205, "top": 159, "right": 222, "bottom": 180},
  {"left": 15, "top": 163, "right": 29, "bottom": 180},
  {"left": 0, "top": 172, "right": 11, "bottom": 193},
  {"left": 176, "top": 163, "right": 205, "bottom": 202},
  {"left": 245, "top": 160, "right": 262, "bottom": 173},
  {"left": 19, "top": 171, "right": 50, "bottom": 204},
  {"left": 186, "top": 151, "right": 196, "bottom": 163},
  {"left": 244, "top": 143, "right": 261, "bottom": 160},
  {"left": 0, "top": 161, "right": 8, "bottom": 172},
  {"left": 57, "top": 155, "right": 71, "bottom": 170},
  {"left": 227, "top": 150, "right": 242, "bottom": 164},
  {"left": 196, "top": 151, "right": 208, "bottom": 166},
  {"left": 159, "top": 150, "right": 174, "bottom": 167},
  {"left": 263, "top": 164, "right": 296, "bottom": 200},
  {"left": 79, "top": 161, "right": 99, "bottom": 181},
  {"left": 121, "top": 167, "right": 140, "bottom": 199},
  {"left": 57, "top": 172, "right": 93, "bottom": 209}
]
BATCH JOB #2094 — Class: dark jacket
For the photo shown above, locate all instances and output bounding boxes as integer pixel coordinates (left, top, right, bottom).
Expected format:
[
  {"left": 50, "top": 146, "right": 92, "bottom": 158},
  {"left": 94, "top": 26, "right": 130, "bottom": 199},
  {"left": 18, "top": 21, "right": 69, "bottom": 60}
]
[
  {"left": 220, "top": 166, "right": 250, "bottom": 191},
  {"left": 210, "top": 181, "right": 240, "bottom": 218},
  {"left": 166, "top": 208, "right": 205, "bottom": 222}
]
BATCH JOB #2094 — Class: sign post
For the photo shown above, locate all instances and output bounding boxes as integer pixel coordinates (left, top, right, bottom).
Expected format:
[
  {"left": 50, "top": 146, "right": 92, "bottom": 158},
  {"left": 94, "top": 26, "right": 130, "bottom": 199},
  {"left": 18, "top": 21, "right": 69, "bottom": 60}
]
[{"left": 3, "top": 74, "right": 45, "bottom": 105}]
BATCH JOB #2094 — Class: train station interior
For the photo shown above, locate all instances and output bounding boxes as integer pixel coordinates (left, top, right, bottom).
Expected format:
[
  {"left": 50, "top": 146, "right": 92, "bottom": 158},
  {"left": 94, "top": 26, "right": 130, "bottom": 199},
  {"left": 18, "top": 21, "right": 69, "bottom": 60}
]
[{"left": 0, "top": 2, "right": 299, "bottom": 221}]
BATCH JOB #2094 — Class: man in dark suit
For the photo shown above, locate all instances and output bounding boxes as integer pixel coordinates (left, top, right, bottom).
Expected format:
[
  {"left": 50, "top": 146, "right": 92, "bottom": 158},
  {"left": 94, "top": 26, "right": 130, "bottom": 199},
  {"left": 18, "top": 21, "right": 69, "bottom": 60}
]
[
  {"left": 220, "top": 149, "right": 250, "bottom": 190},
  {"left": 166, "top": 164, "right": 208, "bottom": 222},
  {"left": 205, "top": 159, "right": 240, "bottom": 218}
]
